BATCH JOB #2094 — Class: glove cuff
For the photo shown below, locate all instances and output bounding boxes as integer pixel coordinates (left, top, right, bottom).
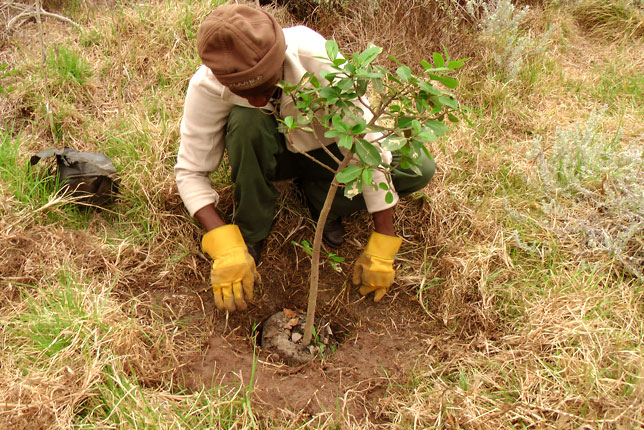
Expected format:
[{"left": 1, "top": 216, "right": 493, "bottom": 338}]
[
  {"left": 364, "top": 231, "right": 402, "bottom": 259},
  {"left": 202, "top": 225, "right": 247, "bottom": 259}
]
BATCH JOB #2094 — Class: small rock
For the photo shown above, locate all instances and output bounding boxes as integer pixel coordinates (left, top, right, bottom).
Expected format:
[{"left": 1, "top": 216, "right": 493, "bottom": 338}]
[
  {"left": 288, "top": 317, "right": 300, "bottom": 327},
  {"left": 283, "top": 308, "right": 297, "bottom": 319},
  {"left": 309, "top": 345, "right": 318, "bottom": 355},
  {"left": 291, "top": 332, "right": 302, "bottom": 343}
]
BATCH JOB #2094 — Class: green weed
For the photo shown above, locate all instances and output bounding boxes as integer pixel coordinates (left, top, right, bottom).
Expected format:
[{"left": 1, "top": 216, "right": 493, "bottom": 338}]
[{"left": 47, "top": 46, "right": 92, "bottom": 86}]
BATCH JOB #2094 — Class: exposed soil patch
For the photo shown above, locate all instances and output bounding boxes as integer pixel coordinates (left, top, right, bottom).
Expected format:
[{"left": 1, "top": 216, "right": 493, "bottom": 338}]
[
  {"left": 172, "top": 187, "right": 454, "bottom": 422},
  {"left": 179, "top": 295, "right": 443, "bottom": 422}
]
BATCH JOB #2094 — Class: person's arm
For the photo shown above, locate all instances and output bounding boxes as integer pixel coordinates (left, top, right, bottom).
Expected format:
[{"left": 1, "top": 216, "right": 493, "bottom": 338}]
[
  {"left": 371, "top": 207, "right": 395, "bottom": 237},
  {"left": 175, "top": 66, "right": 235, "bottom": 217},
  {"left": 194, "top": 203, "right": 226, "bottom": 232}
]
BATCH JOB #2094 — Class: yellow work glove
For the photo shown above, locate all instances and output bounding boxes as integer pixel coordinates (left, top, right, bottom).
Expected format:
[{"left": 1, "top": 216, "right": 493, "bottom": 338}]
[
  {"left": 202, "top": 225, "right": 258, "bottom": 312},
  {"left": 352, "top": 232, "right": 402, "bottom": 302}
]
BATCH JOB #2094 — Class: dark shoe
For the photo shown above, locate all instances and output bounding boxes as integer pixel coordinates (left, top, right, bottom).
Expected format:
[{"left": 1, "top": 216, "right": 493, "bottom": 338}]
[
  {"left": 322, "top": 217, "right": 345, "bottom": 248},
  {"left": 246, "top": 240, "right": 263, "bottom": 264}
]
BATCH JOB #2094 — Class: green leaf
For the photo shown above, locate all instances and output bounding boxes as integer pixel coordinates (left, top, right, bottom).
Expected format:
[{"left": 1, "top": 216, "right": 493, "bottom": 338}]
[
  {"left": 297, "top": 114, "right": 311, "bottom": 125},
  {"left": 420, "top": 60, "right": 432, "bottom": 70},
  {"left": 332, "top": 114, "right": 348, "bottom": 132},
  {"left": 422, "top": 145, "right": 434, "bottom": 161},
  {"left": 429, "top": 73, "right": 458, "bottom": 89},
  {"left": 343, "top": 63, "right": 356, "bottom": 74},
  {"left": 337, "top": 78, "right": 353, "bottom": 91},
  {"left": 438, "top": 96, "right": 458, "bottom": 109},
  {"left": 336, "top": 165, "right": 362, "bottom": 183},
  {"left": 320, "top": 69, "right": 338, "bottom": 82},
  {"left": 283, "top": 116, "right": 294, "bottom": 129},
  {"left": 378, "top": 182, "right": 389, "bottom": 190},
  {"left": 396, "top": 65, "right": 412, "bottom": 82},
  {"left": 408, "top": 163, "right": 423, "bottom": 175},
  {"left": 397, "top": 117, "right": 413, "bottom": 129},
  {"left": 416, "top": 97, "right": 429, "bottom": 113},
  {"left": 361, "top": 167, "right": 373, "bottom": 187},
  {"left": 372, "top": 77, "right": 384, "bottom": 94},
  {"left": 343, "top": 179, "right": 362, "bottom": 199},
  {"left": 325, "top": 40, "right": 339, "bottom": 60},
  {"left": 385, "top": 191, "right": 393, "bottom": 204},
  {"left": 412, "top": 120, "right": 421, "bottom": 134},
  {"left": 447, "top": 59, "right": 466, "bottom": 69},
  {"left": 319, "top": 86, "right": 338, "bottom": 103},
  {"left": 426, "top": 120, "right": 450, "bottom": 136},
  {"left": 358, "top": 45, "right": 383, "bottom": 66},
  {"left": 324, "top": 129, "right": 344, "bottom": 138},
  {"left": 419, "top": 81, "right": 442, "bottom": 96},
  {"left": 382, "top": 136, "right": 407, "bottom": 151},
  {"left": 448, "top": 113, "right": 459, "bottom": 123},
  {"left": 355, "top": 139, "right": 382, "bottom": 166},
  {"left": 416, "top": 129, "right": 437, "bottom": 142},
  {"left": 432, "top": 53, "right": 445, "bottom": 68},
  {"left": 338, "top": 135, "right": 353, "bottom": 149},
  {"left": 356, "top": 79, "right": 368, "bottom": 96},
  {"left": 350, "top": 122, "right": 367, "bottom": 135}
]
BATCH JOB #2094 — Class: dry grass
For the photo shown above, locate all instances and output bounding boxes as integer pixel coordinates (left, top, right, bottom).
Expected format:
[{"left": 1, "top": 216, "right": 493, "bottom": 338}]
[{"left": 1, "top": 0, "right": 644, "bottom": 428}]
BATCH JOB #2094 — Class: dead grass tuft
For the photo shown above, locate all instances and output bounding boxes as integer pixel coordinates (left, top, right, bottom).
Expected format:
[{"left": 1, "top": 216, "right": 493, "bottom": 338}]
[
  {"left": 573, "top": 0, "right": 644, "bottom": 40},
  {"left": 294, "top": 0, "right": 478, "bottom": 72}
]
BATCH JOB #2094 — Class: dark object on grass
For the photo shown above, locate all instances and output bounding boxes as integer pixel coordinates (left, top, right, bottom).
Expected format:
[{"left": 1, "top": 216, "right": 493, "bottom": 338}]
[{"left": 30, "top": 147, "right": 119, "bottom": 205}]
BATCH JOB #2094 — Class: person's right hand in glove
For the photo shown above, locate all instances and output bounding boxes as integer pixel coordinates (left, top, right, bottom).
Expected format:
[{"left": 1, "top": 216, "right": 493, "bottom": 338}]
[
  {"left": 352, "top": 231, "right": 402, "bottom": 302},
  {"left": 202, "top": 225, "right": 258, "bottom": 312}
]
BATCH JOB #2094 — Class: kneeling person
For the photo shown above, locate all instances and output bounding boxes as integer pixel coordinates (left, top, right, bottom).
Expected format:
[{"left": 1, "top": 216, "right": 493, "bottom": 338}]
[{"left": 174, "top": 5, "right": 435, "bottom": 312}]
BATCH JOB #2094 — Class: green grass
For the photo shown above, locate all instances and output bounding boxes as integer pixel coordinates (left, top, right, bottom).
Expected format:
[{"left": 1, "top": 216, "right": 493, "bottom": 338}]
[
  {"left": 47, "top": 45, "right": 92, "bottom": 86},
  {"left": 0, "top": 127, "right": 96, "bottom": 227}
]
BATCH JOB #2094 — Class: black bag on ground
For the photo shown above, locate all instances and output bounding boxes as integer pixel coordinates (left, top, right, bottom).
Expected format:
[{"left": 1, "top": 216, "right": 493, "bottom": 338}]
[{"left": 30, "top": 148, "right": 119, "bottom": 205}]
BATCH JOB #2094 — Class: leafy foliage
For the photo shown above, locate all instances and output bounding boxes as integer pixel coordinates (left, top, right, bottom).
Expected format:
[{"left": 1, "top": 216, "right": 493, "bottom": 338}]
[{"left": 279, "top": 41, "right": 464, "bottom": 201}]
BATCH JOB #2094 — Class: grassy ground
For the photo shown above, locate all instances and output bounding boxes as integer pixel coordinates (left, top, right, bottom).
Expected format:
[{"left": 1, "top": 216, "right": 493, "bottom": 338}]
[{"left": 1, "top": 0, "right": 643, "bottom": 428}]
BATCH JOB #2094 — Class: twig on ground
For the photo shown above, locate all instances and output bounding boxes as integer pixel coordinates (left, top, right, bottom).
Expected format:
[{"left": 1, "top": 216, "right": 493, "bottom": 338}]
[{"left": 6, "top": 1, "right": 80, "bottom": 31}]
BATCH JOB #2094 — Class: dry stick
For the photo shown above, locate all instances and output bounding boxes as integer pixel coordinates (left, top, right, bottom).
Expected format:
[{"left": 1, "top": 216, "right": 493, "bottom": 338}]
[
  {"left": 7, "top": 6, "right": 81, "bottom": 30},
  {"left": 34, "top": 0, "right": 57, "bottom": 143},
  {"left": 302, "top": 151, "right": 354, "bottom": 347}
]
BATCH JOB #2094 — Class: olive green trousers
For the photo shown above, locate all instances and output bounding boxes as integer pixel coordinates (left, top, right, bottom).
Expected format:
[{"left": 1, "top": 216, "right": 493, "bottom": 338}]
[{"left": 225, "top": 107, "right": 435, "bottom": 243}]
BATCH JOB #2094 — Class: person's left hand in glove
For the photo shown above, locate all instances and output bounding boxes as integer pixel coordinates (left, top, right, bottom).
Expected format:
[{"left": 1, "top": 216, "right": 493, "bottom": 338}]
[
  {"left": 202, "top": 224, "right": 258, "bottom": 312},
  {"left": 352, "top": 231, "right": 402, "bottom": 302}
]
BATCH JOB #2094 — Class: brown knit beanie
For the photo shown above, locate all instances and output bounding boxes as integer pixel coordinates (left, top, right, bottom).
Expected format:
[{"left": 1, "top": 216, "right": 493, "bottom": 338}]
[{"left": 197, "top": 5, "right": 286, "bottom": 93}]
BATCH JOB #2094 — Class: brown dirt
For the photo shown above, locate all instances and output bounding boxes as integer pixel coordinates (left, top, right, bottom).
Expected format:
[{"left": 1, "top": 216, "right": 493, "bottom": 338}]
[
  {"left": 168, "top": 183, "right": 459, "bottom": 423},
  {"left": 177, "top": 285, "right": 444, "bottom": 422}
]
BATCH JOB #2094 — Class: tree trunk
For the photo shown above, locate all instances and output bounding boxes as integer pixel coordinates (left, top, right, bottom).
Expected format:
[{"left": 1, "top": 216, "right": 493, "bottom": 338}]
[{"left": 302, "top": 151, "right": 353, "bottom": 347}]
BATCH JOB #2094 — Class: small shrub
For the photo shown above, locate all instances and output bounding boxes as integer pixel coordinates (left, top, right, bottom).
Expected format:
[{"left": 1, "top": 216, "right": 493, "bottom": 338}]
[
  {"left": 527, "top": 106, "right": 644, "bottom": 279},
  {"left": 479, "top": 0, "right": 534, "bottom": 79}
]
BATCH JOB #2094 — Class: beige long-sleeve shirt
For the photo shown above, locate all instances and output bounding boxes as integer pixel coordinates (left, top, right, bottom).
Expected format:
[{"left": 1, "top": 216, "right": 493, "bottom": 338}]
[{"left": 175, "top": 25, "right": 399, "bottom": 217}]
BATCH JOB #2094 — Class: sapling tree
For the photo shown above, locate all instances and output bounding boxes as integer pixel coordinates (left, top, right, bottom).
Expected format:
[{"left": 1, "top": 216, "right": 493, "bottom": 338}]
[{"left": 279, "top": 41, "right": 465, "bottom": 347}]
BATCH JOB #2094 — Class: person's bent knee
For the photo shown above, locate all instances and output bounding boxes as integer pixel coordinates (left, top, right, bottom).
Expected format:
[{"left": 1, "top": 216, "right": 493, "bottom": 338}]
[
  {"left": 226, "top": 107, "right": 278, "bottom": 144},
  {"left": 394, "top": 153, "right": 436, "bottom": 197},
  {"left": 418, "top": 154, "right": 436, "bottom": 187}
]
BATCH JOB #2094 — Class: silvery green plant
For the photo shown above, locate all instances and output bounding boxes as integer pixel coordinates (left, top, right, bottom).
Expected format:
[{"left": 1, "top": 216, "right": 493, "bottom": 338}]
[
  {"left": 479, "top": 0, "right": 535, "bottom": 79},
  {"left": 526, "top": 106, "right": 644, "bottom": 280},
  {"left": 279, "top": 41, "right": 464, "bottom": 346}
]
